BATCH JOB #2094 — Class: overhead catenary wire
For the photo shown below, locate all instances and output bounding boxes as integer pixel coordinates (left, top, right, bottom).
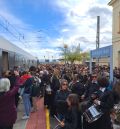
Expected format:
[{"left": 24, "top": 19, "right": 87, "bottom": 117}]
[
  {"left": 0, "top": 15, "right": 31, "bottom": 49},
  {"left": 0, "top": 14, "right": 114, "bottom": 50}
]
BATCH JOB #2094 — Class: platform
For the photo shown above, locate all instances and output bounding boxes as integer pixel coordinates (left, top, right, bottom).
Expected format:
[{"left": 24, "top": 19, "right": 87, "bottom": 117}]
[
  {"left": 13, "top": 98, "right": 120, "bottom": 129},
  {"left": 14, "top": 98, "right": 48, "bottom": 129}
]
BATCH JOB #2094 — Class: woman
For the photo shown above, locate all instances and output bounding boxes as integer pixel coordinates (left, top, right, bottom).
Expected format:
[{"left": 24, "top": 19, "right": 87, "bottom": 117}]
[
  {"left": 50, "top": 68, "right": 60, "bottom": 116},
  {"left": 3, "top": 70, "right": 20, "bottom": 107},
  {"left": 0, "top": 73, "right": 20, "bottom": 129},
  {"left": 55, "top": 79, "right": 71, "bottom": 120},
  {"left": 59, "top": 94, "right": 82, "bottom": 129}
]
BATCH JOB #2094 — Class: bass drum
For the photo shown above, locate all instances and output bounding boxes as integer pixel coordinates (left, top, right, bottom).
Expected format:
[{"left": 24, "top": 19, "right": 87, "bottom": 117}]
[{"left": 83, "top": 104, "right": 103, "bottom": 123}]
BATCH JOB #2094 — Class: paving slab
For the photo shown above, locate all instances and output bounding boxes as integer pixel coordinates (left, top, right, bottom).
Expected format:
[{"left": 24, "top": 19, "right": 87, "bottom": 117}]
[
  {"left": 25, "top": 98, "right": 46, "bottom": 129},
  {"left": 13, "top": 100, "right": 27, "bottom": 129}
]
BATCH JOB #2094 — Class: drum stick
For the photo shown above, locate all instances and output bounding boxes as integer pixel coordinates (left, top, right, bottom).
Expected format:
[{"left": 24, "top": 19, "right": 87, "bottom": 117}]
[{"left": 54, "top": 115, "right": 61, "bottom": 123}]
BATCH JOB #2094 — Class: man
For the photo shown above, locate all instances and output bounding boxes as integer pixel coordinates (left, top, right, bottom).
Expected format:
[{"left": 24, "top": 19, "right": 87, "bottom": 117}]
[{"left": 83, "top": 77, "right": 114, "bottom": 129}]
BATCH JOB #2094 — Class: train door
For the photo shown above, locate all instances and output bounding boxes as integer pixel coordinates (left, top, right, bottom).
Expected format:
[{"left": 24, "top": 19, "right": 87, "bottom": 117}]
[
  {"left": 9, "top": 52, "right": 15, "bottom": 70},
  {"left": 2, "top": 51, "right": 9, "bottom": 72}
]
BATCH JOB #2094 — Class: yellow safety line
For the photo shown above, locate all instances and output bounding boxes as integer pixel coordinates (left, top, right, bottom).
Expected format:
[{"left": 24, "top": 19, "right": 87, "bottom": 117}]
[{"left": 46, "top": 108, "right": 50, "bottom": 129}]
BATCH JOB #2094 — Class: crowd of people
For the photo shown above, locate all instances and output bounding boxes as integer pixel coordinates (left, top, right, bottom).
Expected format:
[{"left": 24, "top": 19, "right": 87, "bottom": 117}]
[{"left": 0, "top": 63, "right": 120, "bottom": 129}]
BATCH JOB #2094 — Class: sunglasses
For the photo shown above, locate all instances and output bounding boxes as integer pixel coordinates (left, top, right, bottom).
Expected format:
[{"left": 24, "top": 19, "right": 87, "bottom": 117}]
[
  {"left": 63, "top": 83, "right": 68, "bottom": 85},
  {"left": 92, "top": 76, "right": 97, "bottom": 78}
]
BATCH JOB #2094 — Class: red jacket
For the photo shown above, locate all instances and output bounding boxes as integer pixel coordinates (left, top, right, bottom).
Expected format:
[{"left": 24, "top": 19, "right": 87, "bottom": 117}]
[{"left": 19, "top": 74, "right": 31, "bottom": 85}]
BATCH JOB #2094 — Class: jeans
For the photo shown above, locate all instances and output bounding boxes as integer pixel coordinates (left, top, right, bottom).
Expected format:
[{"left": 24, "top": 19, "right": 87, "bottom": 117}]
[{"left": 22, "top": 93, "right": 31, "bottom": 116}]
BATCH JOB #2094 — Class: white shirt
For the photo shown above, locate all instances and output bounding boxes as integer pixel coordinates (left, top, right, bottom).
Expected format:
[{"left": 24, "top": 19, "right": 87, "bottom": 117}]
[{"left": 100, "top": 87, "right": 106, "bottom": 93}]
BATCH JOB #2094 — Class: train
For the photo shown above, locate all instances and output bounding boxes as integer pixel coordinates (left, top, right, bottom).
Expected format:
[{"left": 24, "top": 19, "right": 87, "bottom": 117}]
[{"left": 0, "top": 36, "right": 37, "bottom": 75}]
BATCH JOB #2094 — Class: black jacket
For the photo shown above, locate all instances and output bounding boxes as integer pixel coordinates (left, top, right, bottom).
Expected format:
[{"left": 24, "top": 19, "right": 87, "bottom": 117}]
[
  {"left": 55, "top": 90, "right": 71, "bottom": 114},
  {"left": 51, "top": 75, "right": 60, "bottom": 93},
  {"left": 60, "top": 107, "right": 82, "bottom": 129},
  {"left": 83, "top": 89, "right": 114, "bottom": 129},
  {"left": 55, "top": 89, "right": 71, "bottom": 102},
  {"left": 84, "top": 82, "right": 99, "bottom": 100},
  {"left": 71, "top": 81, "right": 85, "bottom": 97}
]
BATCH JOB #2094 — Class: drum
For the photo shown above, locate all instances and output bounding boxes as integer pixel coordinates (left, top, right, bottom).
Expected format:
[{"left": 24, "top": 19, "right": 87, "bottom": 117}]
[{"left": 83, "top": 104, "right": 103, "bottom": 123}]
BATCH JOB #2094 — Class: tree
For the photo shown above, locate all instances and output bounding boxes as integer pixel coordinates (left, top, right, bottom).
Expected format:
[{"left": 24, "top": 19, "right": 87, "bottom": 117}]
[
  {"left": 59, "top": 44, "right": 90, "bottom": 64},
  {"left": 80, "top": 52, "right": 90, "bottom": 64},
  {"left": 67, "top": 52, "right": 77, "bottom": 64}
]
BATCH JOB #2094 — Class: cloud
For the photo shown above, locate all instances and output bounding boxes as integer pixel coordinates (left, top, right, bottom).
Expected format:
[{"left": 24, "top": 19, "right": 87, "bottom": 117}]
[
  {"left": 61, "top": 28, "right": 70, "bottom": 32},
  {"left": 0, "top": 0, "right": 113, "bottom": 59},
  {"left": 52, "top": 0, "right": 112, "bottom": 52},
  {"left": 0, "top": 0, "right": 52, "bottom": 59},
  {"left": 88, "top": 6, "right": 111, "bottom": 17},
  {"left": 87, "top": 6, "right": 112, "bottom": 28}
]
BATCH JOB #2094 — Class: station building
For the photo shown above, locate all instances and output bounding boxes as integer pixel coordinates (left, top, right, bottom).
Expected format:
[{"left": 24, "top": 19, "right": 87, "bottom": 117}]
[{"left": 109, "top": 0, "right": 120, "bottom": 68}]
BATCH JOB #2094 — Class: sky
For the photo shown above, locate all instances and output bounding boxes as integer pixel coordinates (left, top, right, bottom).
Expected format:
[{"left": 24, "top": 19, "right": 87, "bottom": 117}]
[{"left": 0, "top": 0, "right": 112, "bottom": 59}]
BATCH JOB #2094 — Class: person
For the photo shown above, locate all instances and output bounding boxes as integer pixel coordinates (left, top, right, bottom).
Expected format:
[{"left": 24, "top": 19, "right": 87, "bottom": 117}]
[
  {"left": 110, "top": 81, "right": 120, "bottom": 124},
  {"left": 21, "top": 73, "right": 34, "bottom": 119},
  {"left": 55, "top": 79, "right": 71, "bottom": 121},
  {"left": 31, "top": 75, "right": 41, "bottom": 112},
  {"left": 83, "top": 77, "right": 114, "bottom": 129},
  {"left": 81, "top": 74, "right": 99, "bottom": 101},
  {"left": 0, "top": 72, "right": 20, "bottom": 129},
  {"left": 50, "top": 68, "right": 60, "bottom": 116},
  {"left": 42, "top": 70, "right": 51, "bottom": 108},
  {"left": 3, "top": 70, "right": 20, "bottom": 108},
  {"left": 59, "top": 94, "right": 82, "bottom": 129},
  {"left": 71, "top": 74, "right": 85, "bottom": 99},
  {"left": 21, "top": 66, "right": 38, "bottom": 118}
]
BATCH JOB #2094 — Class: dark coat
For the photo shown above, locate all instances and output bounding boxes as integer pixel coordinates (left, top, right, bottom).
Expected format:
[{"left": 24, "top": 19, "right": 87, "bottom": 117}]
[
  {"left": 55, "top": 89, "right": 71, "bottom": 103},
  {"left": 50, "top": 75, "right": 60, "bottom": 116},
  {"left": 0, "top": 77, "right": 20, "bottom": 126},
  {"left": 55, "top": 89, "right": 71, "bottom": 114},
  {"left": 71, "top": 81, "right": 85, "bottom": 97},
  {"left": 84, "top": 82, "right": 99, "bottom": 100},
  {"left": 60, "top": 107, "right": 82, "bottom": 129},
  {"left": 51, "top": 75, "right": 60, "bottom": 93},
  {"left": 43, "top": 74, "right": 52, "bottom": 107},
  {"left": 83, "top": 89, "right": 114, "bottom": 129}
]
